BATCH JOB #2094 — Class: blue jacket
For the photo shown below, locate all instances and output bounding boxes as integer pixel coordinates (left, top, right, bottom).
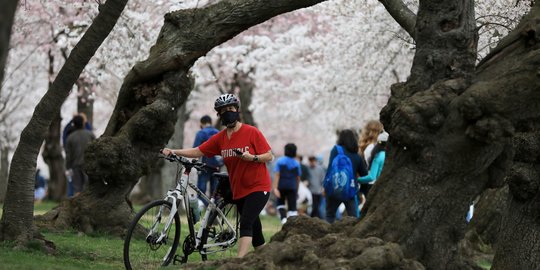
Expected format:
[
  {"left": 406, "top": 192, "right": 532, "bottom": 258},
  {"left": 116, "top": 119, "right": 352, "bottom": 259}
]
[
  {"left": 273, "top": 156, "right": 301, "bottom": 190},
  {"left": 358, "top": 151, "right": 385, "bottom": 184},
  {"left": 193, "top": 126, "right": 221, "bottom": 168}
]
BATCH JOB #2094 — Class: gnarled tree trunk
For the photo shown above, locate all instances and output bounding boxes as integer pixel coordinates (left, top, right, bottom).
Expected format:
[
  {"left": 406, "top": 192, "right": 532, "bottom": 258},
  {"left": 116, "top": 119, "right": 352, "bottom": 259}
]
[
  {"left": 492, "top": 128, "right": 540, "bottom": 269},
  {"left": 41, "top": 0, "right": 327, "bottom": 235},
  {"left": 357, "top": 1, "right": 540, "bottom": 269}
]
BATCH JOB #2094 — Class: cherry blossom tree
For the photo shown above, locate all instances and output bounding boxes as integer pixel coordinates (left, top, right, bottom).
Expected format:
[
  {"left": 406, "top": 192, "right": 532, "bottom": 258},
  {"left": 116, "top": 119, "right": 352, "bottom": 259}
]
[
  {"left": 1, "top": 0, "right": 536, "bottom": 267},
  {"left": 0, "top": 0, "right": 129, "bottom": 246},
  {"left": 188, "top": 0, "right": 528, "bottom": 158}
]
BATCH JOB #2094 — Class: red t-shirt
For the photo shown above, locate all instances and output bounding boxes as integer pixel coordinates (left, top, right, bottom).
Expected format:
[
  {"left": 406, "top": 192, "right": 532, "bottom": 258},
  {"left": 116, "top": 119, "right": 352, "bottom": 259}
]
[{"left": 198, "top": 124, "right": 272, "bottom": 200}]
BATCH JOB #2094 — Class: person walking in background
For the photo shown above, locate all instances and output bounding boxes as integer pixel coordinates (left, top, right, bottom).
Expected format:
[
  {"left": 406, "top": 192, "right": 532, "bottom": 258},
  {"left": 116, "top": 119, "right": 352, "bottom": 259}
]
[
  {"left": 307, "top": 156, "right": 325, "bottom": 218},
  {"left": 34, "top": 169, "right": 48, "bottom": 203},
  {"left": 273, "top": 143, "right": 301, "bottom": 224},
  {"left": 65, "top": 115, "right": 96, "bottom": 196},
  {"left": 297, "top": 155, "right": 311, "bottom": 185},
  {"left": 325, "top": 129, "right": 368, "bottom": 223},
  {"left": 359, "top": 120, "right": 384, "bottom": 163},
  {"left": 358, "top": 131, "right": 389, "bottom": 198},
  {"left": 358, "top": 120, "right": 383, "bottom": 206},
  {"left": 63, "top": 112, "right": 93, "bottom": 197},
  {"left": 193, "top": 115, "right": 222, "bottom": 202},
  {"left": 161, "top": 93, "right": 273, "bottom": 258}
]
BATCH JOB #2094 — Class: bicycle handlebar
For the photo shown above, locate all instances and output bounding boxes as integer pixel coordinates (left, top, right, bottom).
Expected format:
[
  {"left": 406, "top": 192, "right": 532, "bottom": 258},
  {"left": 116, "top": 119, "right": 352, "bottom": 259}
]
[{"left": 161, "top": 153, "right": 217, "bottom": 172}]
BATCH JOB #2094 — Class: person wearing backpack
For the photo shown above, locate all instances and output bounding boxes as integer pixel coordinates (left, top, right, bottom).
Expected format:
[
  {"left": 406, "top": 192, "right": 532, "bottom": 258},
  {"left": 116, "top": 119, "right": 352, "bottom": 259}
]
[{"left": 324, "top": 129, "right": 368, "bottom": 223}]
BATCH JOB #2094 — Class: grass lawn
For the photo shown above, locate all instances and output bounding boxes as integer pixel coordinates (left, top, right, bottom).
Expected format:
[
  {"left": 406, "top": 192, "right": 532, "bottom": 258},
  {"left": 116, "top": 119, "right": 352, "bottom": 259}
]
[{"left": 0, "top": 201, "right": 283, "bottom": 270}]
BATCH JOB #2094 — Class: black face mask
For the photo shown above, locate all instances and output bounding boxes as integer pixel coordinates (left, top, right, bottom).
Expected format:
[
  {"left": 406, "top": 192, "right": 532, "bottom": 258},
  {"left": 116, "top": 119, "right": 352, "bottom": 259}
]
[{"left": 220, "top": 111, "right": 240, "bottom": 127}]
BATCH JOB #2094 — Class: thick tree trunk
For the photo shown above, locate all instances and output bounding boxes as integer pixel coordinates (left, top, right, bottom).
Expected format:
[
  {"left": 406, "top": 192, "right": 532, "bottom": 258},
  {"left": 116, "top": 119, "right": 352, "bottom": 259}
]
[
  {"left": 160, "top": 103, "right": 188, "bottom": 195},
  {"left": 42, "top": 112, "right": 67, "bottom": 201},
  {"left": 131, "top": 103, "right": 189, "bottom": 204},
  {"left": 236, "top": 71, "right": 257, "bottom": 126},
  {"left": 0, "top": 0, "right": 19, "bottom": 85},
  {"left": 42, "top": 50, "right": 68, "bottom": 201},
  {"left": 0, "top": 0, "right": 128, "bottom": 244},
  {"left": 0, "top": 146, "right": 8, "bottom": 203},
  {"left": 42, "top": 0, "right": 327, "bottom": 235},
  {"left": 462, "top": 186, "right": 507, "bottom": 251},
  {"left": 492, "top": 129, "right": 540, "bottom": 269},
  {"left": 356, "top": 1, "right": 540, "bottom": 269}
]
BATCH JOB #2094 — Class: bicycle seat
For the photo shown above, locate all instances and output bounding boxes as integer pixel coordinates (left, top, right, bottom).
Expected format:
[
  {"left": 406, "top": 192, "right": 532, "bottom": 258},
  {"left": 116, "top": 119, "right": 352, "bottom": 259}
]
[{"left": 213, "top": 172, "right": 229, "bottom": 179}]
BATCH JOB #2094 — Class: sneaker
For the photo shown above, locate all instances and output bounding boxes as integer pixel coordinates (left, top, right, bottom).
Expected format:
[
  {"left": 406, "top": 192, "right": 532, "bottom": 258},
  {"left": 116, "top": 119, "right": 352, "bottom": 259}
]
[{"left": 281, "top": 218, "right": 287, "bottom": 225}]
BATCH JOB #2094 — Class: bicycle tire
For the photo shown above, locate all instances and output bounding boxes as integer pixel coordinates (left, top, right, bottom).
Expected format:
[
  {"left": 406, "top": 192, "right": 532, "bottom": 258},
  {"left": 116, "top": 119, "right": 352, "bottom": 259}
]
[{"left": 123, "top": 200, "right": 181, "bottom": 270}]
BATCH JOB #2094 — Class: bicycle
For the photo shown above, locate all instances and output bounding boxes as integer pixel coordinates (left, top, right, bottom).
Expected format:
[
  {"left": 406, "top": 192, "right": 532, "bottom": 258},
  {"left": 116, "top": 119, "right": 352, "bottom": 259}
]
[{"left": 123, "top": 153, "right": 238, "bottom": 269}]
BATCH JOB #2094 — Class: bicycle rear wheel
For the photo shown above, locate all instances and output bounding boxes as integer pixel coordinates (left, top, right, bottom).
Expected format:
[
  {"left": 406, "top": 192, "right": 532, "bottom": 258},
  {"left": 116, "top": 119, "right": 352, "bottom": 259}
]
[{"left": 123, "top": 200, "right": 181, "bottom": 270}]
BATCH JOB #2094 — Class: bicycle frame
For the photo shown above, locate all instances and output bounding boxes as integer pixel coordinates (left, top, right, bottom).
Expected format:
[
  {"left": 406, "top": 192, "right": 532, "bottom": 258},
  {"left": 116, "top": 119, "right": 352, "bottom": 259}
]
[{"left": 157, "top": 159, "right": 237, "bottom": 257}]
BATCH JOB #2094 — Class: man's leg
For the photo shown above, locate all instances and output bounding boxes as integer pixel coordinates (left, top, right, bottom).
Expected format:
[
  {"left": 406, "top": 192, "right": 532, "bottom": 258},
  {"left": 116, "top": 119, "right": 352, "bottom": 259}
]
[
  {"left": 236, "top": 191, "right": 269, "bottom": 257},
  {"left": 237, "top": 236, "right": 253, "bottom": 258},
  {"left": 71, "top": 168, "right": 84, "bottom": 196},
  {"left": 276, "top": 189, "right": 288, "bottom": 223},
  {"left": 311, "top": 194, "right": 321, "bottom": 218},
  {"left": 325, "top": 196, "right": 340, "bottom": 223}
]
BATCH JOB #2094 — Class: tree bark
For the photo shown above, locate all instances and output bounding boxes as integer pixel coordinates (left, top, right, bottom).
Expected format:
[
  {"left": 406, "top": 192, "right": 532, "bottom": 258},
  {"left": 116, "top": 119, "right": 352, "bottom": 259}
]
[
  {"left": 492, "top": 130, "right": 540, "bottom": 269},
  {"left": 42, "top": 50, "right": 67, "bottom": 201},
  {"left": 160, "top": 103, "right": 188, "bottom": 196},
  {"left": 236, "top": 71, "right": 257, "bottom": 126},
  {"left": 42, "top": 112, "right": 67, "bottom": 201},
  {"left": 0, "top": 146, "right": 8, "bottom": 203},
  {"left": 462, "top": 186, "right": 508, "bottom": 252},
  {"left": 40, "top": 0, "right": 327, "bottom": 235},
  {"left": 0, "top": 0, "right": 19, "bottom": 86},
  {"left": 0, "top": 0, "right": 129, "bottom": 244},
  {"left": 357, "top": 0, "right": 540, "bottom": 269}
]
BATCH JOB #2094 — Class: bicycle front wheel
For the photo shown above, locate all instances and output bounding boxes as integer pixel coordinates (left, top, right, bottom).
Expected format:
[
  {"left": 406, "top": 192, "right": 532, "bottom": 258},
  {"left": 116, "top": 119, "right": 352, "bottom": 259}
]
[{"left": 124, "top": 200, "right": 181, "bottom": 270}]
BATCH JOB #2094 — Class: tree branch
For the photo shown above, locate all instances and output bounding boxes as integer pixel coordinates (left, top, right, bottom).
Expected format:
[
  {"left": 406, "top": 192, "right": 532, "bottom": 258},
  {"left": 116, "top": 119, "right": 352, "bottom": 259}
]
[
  {"left": 0, "top": 0, "right": 20, "bottom": 88},
  {"left": 379, "top": 0, "right": 416, "bottom": 40},
  {"left": 124, "top": 0, "right": 328, "bottom": 85}
]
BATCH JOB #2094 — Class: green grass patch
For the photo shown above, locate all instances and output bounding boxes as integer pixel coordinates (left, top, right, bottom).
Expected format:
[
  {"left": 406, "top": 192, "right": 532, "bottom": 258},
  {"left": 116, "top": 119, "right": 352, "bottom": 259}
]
[
  {"left": 476, "top": 259, "right": 492, "bottom": 270},
  {"left": 0, "top": 231, "right": 125, "bottom": 270},
  {"left": 0, "top": 201, "right": 284, "bottom": 269}
]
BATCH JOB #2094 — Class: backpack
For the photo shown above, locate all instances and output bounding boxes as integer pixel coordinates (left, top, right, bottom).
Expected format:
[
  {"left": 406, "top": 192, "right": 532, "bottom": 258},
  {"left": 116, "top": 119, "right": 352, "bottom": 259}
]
[{"left": 323, "top": 145, "right": 356, "bottom": 200}]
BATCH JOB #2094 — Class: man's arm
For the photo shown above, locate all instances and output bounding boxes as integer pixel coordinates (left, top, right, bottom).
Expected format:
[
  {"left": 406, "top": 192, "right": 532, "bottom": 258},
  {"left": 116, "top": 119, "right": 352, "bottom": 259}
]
[
  {"left": 162, "top": 147, "right": 204, "bottom": 158},
  {"left": 273, "top": 171, "right": 281, "bottom": 198},
  {"left": 240, "top": 150, "right": 273, "bottom": 163}
]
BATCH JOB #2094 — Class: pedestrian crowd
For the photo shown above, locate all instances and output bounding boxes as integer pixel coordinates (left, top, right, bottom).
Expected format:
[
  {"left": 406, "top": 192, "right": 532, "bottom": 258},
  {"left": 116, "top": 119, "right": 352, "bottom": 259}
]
[{"left": 266, "top": 120, "right": 388, "bottom": 224}]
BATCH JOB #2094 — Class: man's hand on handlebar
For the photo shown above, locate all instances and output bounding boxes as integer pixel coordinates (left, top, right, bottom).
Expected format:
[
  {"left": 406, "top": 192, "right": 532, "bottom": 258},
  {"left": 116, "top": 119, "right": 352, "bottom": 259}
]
[{"left": 160, "top": 148, "right": 175, "bottom": 156}]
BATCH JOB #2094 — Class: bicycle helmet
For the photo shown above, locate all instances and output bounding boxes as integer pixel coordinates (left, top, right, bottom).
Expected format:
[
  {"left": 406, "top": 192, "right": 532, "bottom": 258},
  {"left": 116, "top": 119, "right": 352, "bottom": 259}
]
[{"left": 214, "top": 94, "right": 240, "bottom": 112}]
